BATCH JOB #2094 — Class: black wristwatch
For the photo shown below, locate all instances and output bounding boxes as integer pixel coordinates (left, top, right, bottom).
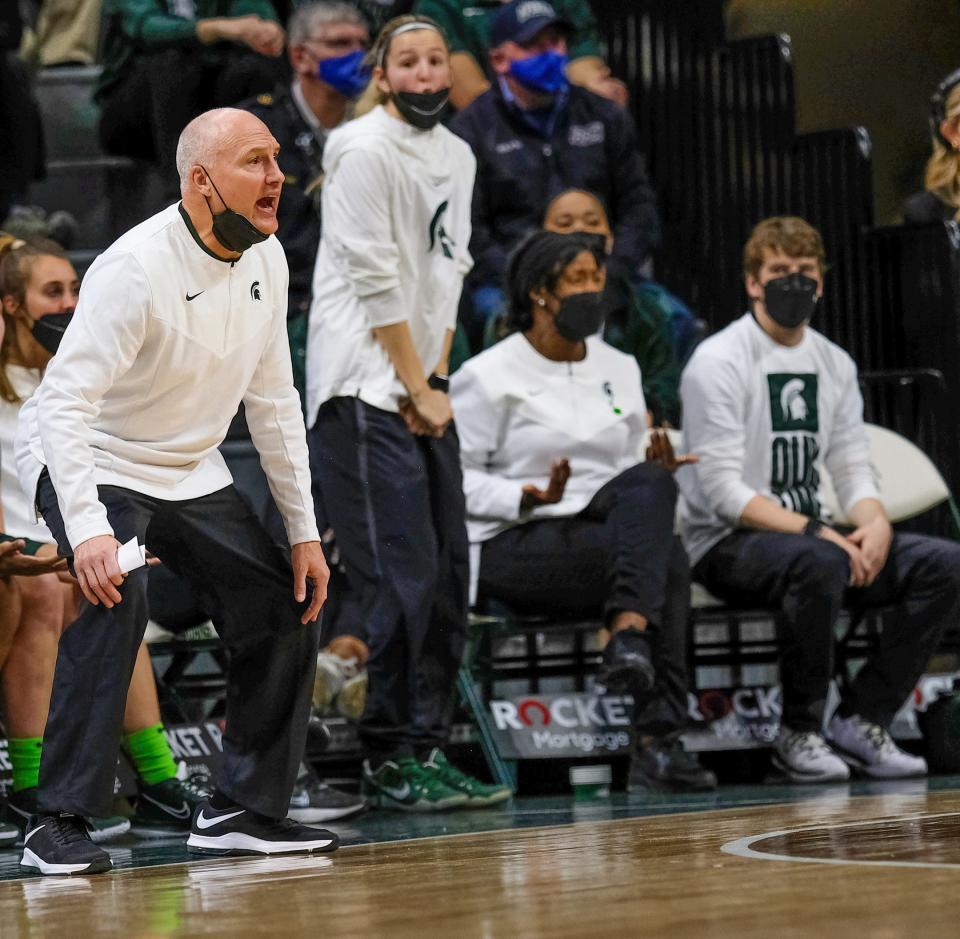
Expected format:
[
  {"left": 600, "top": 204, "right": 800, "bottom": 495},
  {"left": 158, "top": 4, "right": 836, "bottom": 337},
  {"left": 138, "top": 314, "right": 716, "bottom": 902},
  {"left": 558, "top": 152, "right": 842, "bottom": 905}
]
[
  {"left": 428, "top": 373, "right": 450, "bottom": 393},
  {"left": 803, "top": 518, "right": 824, "bottom": 537}
]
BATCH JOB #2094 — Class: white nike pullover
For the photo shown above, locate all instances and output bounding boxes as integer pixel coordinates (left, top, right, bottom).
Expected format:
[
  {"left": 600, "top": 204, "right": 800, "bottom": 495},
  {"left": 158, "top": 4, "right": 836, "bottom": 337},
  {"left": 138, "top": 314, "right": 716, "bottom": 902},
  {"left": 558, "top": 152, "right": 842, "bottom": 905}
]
[
  {"left": 305, "top": 105, "right": 475, "bottom": 423},
  {"left": 678, "top": 313, "right": 879, "bottom": 566},
  {"left": 451, "top": 333, "right": 648, "bottom": 545},
  {"left": 16, "top": 203, "right": 320, "bottom": 550}
]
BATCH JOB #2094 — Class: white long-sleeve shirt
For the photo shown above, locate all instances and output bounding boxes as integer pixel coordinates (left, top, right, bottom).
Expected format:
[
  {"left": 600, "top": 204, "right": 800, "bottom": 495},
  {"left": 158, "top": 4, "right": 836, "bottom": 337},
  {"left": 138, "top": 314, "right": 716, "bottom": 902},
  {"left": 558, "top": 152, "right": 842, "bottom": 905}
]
[
  {"left": 0, "top": 365, "right": 50, "bottom": 541},
  {"left": 678, "top": 313, "right": 880, "bottom": 566},
  {"left": 451, "top": 333, "right": 648, "bottom": 546},
  {"left": 16, "top": 203, "right": 320, "bottom": 551},
  {"left": 305, "top": 105, "right": 475, "bottom": 423}
]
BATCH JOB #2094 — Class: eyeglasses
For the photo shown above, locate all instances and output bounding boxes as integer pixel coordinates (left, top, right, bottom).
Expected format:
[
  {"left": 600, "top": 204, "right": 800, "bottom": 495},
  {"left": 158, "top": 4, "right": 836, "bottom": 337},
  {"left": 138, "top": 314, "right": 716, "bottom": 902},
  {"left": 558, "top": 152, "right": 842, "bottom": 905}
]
[{"left": 303, "top": 35, "right": 368, "bottom": 52}]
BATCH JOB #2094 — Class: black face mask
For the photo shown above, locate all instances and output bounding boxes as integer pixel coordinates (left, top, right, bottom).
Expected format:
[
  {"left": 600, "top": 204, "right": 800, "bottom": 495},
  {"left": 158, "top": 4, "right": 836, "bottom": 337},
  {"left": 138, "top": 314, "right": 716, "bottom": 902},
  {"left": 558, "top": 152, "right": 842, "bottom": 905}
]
[
  {"left": 201, "top": 166, "right": 270, "bottom": 254},
  {"left": 554, "top": 291, "right": 605, "bottom": 342},
  {"left": 31, "top": 310, "right": 74, "bottom": 354},
  {"left": 763, "top": 273, "right": 819, "bottom": 328},
  {"left": 393, "top": 88, "right": 450, "bottom": 130}
]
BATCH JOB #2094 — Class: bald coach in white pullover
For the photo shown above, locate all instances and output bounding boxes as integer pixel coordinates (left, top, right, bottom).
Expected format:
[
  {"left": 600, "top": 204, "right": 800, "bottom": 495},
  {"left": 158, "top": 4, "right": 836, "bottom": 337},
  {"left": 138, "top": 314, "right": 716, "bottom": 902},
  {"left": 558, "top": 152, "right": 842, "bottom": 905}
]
[{"left": 14, "top": 109, "right": 338, "bottom": 876}]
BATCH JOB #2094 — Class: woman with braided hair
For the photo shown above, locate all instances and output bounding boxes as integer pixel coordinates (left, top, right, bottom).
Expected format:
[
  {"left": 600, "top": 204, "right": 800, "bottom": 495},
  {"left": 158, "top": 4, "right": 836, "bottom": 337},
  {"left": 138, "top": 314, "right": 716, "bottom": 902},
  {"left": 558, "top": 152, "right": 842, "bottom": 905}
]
[{"left": 451, "top": 229, "right": 716, "bottom": 794}]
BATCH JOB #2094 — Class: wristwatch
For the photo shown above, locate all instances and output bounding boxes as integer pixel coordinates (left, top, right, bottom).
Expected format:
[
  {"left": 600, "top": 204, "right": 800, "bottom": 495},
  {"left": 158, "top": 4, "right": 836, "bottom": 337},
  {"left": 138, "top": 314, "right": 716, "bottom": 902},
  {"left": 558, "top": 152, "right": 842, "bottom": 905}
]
[
  {"left": 803, "top": 518, "right": 824, "bottom": 537},
  {"left": 428, "top": 373, "right": 450, "bottom": 393}
]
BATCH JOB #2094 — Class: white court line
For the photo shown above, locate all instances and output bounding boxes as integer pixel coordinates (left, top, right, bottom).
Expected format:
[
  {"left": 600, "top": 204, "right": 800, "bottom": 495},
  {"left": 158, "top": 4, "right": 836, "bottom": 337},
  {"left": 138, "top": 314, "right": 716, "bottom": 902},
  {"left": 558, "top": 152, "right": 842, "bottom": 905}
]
[{"left": 720, "top": 811, "right": 960, "bottom": 870}]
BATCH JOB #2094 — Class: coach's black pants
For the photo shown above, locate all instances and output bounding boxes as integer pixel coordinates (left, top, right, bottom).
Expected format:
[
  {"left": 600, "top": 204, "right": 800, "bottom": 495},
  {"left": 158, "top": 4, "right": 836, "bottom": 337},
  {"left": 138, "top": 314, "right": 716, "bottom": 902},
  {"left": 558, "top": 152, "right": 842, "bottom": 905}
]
[
  {"left": 310, "top": 398, "right": 469, "bottom": 762},
  {"left": 478, "top": 463, "right": 691, "bottom": 738},
  {"left": 36, "top": 472, "right": 320, "bottom": 820},
  {"left": 694, "top": 530, "right": 960, "bottom": 733}
]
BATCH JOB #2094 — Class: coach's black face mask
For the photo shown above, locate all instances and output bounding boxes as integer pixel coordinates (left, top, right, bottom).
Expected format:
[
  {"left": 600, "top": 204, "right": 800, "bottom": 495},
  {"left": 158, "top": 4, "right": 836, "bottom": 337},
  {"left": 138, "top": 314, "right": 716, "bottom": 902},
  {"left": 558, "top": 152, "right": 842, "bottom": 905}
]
[
  {"left": 31, "top": 310, "right": 74, "bottom": 354},
  {"left": 201, "top": 166, "right": 270, "bottom": 253},
  {"left": 763, "top": 273, "right": 819, "bottom": 328}
]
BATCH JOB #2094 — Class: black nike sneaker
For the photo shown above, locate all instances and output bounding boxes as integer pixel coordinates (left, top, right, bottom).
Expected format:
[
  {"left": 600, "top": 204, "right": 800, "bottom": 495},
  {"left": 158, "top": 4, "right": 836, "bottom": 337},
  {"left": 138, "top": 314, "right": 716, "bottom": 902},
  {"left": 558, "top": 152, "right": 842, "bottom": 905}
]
[
  {"left": 0, "top": 815, "right": 17, "bottom": 849},
  {"left": 628, "top": 737, "right": 718, "bottom": 793},
  {"left": 186, "top": 801, "right": 340, "bottom": 856},
  {"left": 7, "top": 787, "right": 130, "bottom": 845},
  {"left": 20, "top": 814, "right": 113, "bottom": 875},
  {"left": 131, "top": 768, "right": 213, "bottom": 838},
  {"left": 596, "top": 627, "right": 656, "bottom": 696}
]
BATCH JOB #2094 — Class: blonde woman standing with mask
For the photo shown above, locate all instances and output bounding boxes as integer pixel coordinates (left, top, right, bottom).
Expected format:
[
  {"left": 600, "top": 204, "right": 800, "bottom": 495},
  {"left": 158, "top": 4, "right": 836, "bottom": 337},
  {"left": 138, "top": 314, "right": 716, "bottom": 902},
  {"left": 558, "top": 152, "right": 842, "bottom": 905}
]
[{"left": 306, "top": 16, "right": 511, "bottom": 811}]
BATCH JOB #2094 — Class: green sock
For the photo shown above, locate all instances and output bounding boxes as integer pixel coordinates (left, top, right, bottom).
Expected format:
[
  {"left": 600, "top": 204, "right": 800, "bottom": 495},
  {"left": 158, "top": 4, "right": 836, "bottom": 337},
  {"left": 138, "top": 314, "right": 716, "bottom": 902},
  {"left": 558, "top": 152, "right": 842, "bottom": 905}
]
[
  {"left": 124, "top": 723, "right": 178, "bottom": 785},
  {"left": 9, "top": 737, "right": 43, "bottom": 792}
]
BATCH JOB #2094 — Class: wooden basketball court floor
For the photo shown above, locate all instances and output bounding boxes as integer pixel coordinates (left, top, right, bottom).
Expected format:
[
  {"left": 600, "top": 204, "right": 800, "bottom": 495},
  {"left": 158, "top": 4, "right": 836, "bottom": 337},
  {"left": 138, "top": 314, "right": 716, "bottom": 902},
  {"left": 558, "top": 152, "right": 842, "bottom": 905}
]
[{"left": 3, "top": 777, "right": 960, "bottom": 938}]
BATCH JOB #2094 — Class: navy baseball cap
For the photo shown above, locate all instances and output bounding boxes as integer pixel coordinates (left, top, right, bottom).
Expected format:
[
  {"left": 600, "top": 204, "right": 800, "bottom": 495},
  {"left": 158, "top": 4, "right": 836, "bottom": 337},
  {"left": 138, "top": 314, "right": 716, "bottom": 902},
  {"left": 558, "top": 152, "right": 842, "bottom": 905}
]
[{"left": 490, "top": 0, "right": 573, "bottom": 48}]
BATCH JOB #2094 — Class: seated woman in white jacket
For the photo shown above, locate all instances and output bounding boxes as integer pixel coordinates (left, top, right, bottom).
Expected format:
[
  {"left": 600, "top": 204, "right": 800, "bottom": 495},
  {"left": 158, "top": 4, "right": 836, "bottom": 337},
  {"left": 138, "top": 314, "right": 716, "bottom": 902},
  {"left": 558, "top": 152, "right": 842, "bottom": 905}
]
[{"left": 450, "top": 230, "right": 715, "bottom": 794}]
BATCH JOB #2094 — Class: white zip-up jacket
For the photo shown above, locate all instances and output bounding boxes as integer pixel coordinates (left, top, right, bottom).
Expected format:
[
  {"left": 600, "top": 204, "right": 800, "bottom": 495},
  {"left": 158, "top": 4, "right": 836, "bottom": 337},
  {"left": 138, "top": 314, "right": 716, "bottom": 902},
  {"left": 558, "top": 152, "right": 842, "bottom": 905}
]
[
  {"left": 451, "top": 333, "right": 648, "bottom": 546},
  {"left": 16, "top": 203, "right": 320, "bottom": 550},
  {"left": 678, "top": 313, "right": 880, "bottom": 566},
  {"left": 305, "top": 105, "right": 475, "bottom": 424}
]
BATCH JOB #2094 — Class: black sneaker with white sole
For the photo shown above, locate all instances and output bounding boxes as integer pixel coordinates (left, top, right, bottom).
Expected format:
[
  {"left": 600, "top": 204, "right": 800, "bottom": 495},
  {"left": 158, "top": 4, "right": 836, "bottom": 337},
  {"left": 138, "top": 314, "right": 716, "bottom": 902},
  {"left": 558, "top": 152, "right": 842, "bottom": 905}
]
[
  {"left": 131, "top": 769, "right": 213, "bottom": 838},
  {"left": 0, "top": 817, "right": 17, "bottom": 849},
  {"left": 7, "top": 788, "right": 130, "bottom": 845},
  {"left": 20, "top": 814, "right": 113, "bottom": 876},
  {"left": 186, "top": 801, "right": 340, "bottom": 856}
]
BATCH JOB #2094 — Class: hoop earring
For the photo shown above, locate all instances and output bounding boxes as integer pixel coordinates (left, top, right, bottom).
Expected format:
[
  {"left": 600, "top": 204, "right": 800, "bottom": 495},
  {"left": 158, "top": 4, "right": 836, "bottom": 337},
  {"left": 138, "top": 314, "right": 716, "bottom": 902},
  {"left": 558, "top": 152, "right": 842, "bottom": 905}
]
[{"left": 536, "top": 298, "right": 546, "bottom": 307}]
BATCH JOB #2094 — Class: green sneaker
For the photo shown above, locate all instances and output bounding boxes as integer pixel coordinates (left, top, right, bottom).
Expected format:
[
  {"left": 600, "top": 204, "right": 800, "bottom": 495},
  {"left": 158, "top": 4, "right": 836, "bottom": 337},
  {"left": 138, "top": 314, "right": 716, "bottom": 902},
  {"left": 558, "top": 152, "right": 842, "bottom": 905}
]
[
  {"left": 422, "top": 749, "right": 513, "bottom": 807},
  {"left": 363, "top": 757, "right": 469, "bottom": 811}
]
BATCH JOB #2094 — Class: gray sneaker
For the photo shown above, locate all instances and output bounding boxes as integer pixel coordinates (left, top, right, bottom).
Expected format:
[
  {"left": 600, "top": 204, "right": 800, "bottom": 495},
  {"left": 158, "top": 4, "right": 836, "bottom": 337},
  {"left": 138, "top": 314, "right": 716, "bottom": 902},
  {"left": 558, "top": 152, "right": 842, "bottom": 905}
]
[
  {"left": 827, "top": 714, "right": 928, "bottom": 778},
  {"left": 288, "top": 772, "right": 367, "bottom": 823},
  {"left": 772, "top": 727, "right": 850, "bottom": 783}
]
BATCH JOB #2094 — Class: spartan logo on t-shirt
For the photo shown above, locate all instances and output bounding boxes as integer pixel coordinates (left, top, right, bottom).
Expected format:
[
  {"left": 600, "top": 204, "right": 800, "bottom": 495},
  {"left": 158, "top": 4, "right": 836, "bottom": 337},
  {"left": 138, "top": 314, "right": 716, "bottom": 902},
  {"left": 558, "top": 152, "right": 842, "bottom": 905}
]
[
  {"left": 428, "top": 201, "right": 455, "bottom": 259},
  {"left": 767, "top": 373, "right": 821, "bottom": 516}
]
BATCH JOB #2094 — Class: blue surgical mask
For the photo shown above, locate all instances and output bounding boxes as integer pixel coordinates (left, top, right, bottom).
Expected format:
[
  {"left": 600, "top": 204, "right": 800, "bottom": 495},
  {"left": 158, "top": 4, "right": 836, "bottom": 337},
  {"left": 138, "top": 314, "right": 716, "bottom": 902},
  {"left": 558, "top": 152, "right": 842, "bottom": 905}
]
[
  {"left": 508, "top": 49, "right": 569, "bottom": 95},
  {"left": 318, "top": 49, "right": 370, "bottom": 99}
]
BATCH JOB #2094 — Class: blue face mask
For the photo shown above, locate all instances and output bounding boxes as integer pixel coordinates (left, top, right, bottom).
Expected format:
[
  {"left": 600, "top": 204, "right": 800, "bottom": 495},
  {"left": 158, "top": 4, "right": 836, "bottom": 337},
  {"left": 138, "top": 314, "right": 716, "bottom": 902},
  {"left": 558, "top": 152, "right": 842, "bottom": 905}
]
[
  {"left": 318, "top": 49, "right": 370, "bottom": 99},
  {"left": 508, "top": 49, "right": 569, "bottom": 95}
]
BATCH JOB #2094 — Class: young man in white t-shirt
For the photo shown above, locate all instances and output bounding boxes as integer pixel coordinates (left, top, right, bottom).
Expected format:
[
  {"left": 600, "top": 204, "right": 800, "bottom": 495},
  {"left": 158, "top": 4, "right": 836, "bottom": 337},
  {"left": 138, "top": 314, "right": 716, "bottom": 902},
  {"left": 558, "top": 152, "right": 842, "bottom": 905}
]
[{"left": 679, "top": 216, "right": 960, "bottom": 783}]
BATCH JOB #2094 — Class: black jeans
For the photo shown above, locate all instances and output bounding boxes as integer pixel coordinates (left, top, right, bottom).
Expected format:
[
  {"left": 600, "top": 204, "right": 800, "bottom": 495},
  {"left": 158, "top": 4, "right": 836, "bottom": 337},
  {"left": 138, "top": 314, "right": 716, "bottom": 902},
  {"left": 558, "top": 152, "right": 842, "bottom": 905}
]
[
  {"left": 479, "top": 463, "right": 691, "bottom": 737},
  {"left": 309, "top": 398, "right": 469, "bottom": 761},
  {"left": 98, "top": 47, "right": 281, "bottom": 195},
  {"left": 36, "top": 472, "right": 320, "bottom": 819},
  {"left": 694, "top": 530, "right": 960, "bottom": 732}
]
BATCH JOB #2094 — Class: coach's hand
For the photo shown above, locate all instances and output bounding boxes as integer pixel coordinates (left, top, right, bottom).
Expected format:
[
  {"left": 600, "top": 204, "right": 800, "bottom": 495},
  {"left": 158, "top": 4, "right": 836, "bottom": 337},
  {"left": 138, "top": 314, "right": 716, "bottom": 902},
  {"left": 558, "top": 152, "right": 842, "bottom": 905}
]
[
  {"left": 292, "top": 540, "right": 329, "bottom": 624},
  {"left": 73, "top": 534, "right": 124, "bottom": 608}
]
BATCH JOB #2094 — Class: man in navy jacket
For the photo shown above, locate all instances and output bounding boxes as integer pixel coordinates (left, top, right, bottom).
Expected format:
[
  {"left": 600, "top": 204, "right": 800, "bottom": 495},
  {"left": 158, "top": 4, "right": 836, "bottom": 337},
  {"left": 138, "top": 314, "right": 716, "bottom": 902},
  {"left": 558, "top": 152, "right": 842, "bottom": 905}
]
[{"left": 450, "top": 0, "right": 659, "bottom": 311}]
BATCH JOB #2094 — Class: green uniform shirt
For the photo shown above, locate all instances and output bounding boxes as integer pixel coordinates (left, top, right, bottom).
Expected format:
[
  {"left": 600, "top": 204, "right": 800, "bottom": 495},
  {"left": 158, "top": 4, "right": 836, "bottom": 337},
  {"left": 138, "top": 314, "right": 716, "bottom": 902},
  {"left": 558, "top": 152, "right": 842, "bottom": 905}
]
[
  {"left": 97, "top": 0, "right": 279, "bottom": 100},
  {"left": 412, "top": 0, "right": 603, "bottom": 77}
]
